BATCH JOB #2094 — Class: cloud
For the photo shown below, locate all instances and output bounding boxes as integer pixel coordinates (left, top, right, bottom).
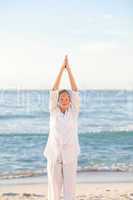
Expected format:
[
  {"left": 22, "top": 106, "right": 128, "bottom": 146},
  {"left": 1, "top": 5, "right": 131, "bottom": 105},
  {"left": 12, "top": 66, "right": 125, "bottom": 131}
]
[{"left": 103, "top": 14, "right": 113, "bottom": 20}]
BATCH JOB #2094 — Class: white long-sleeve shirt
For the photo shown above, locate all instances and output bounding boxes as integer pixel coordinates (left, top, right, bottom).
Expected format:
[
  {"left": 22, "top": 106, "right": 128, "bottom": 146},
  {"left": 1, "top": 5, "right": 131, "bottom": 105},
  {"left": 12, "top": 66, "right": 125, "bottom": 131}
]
[{"left": 43, "top": 89, "right": 80, "bottom": 164}]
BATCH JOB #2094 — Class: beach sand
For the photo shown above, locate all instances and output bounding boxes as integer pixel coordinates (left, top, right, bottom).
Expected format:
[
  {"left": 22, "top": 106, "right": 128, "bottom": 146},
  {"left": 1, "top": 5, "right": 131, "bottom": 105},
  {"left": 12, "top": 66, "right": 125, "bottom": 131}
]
[{"left": 0, "top": 182, "right": 133, "bottom": 200}]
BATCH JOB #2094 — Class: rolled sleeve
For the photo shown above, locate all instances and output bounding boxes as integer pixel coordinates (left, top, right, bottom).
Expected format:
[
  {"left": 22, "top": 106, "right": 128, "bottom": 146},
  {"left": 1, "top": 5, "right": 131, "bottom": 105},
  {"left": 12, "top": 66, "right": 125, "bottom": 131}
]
[
  {"left": 49, "top": 90, "right": 59, "bottom": 112},
  {"left": 69, "top": 90, "right": 80, "bottom": 113}
]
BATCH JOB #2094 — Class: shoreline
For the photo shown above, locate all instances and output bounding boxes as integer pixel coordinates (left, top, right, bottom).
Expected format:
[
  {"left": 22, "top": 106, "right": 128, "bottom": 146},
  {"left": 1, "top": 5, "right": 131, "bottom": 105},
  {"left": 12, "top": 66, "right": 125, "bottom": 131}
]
[{"left": 0, "top": 171, "right": 133, "bottom": 186}]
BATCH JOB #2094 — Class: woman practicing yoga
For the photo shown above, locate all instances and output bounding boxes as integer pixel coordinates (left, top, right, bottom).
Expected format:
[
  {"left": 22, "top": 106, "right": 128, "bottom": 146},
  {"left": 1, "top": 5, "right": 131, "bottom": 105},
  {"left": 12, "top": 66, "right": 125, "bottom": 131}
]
[{"left": 43, "top": 55, "right": 80, "bottom": 200}]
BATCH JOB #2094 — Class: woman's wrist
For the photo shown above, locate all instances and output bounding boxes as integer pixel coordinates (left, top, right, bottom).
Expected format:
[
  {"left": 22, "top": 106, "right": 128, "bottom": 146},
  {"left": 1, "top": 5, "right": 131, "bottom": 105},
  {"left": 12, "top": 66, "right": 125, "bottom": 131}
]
[
  {"left": 61, "top": 65, "right": 65, "bottom": 72},
  {"left": 66, "top": 66, "right": 71, "bottom": 72},
  {"left": 66, "top": 64, "right": 70, "bottom": 69}
]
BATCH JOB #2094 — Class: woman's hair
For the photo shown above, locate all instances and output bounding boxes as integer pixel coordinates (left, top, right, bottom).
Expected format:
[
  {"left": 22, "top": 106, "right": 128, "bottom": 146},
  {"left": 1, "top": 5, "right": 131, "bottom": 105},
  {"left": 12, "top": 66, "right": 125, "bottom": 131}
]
[{"left": 58, "top": 89, "right": 71, "bottom": 102}]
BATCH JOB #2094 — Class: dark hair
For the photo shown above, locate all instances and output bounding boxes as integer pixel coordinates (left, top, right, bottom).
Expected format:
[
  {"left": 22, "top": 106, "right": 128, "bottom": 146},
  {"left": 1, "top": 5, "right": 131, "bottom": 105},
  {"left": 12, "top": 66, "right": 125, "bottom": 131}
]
[{"left": 58, "top": 89, "right": 71, "bottom": 102}]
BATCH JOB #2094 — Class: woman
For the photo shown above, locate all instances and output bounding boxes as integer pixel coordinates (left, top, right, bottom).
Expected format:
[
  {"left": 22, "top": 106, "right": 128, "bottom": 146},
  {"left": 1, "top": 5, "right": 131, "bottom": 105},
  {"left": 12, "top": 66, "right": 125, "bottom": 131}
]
[{"left": 43, "top": 55, "right": 80, "bottom": 200}]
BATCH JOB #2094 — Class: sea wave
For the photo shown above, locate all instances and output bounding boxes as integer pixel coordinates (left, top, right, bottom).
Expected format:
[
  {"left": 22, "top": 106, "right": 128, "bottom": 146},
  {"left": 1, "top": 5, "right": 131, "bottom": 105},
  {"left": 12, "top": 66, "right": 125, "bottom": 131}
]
[
  {"left": 77, "top": 164, "right": 133, "bottom": 173},
  {"left": 0, "top": 170, "right": 46, "bottom": 180},
  {"left": 0, "top": 164, "right": 133, "bottom": 180},
  {"left": 80, "top": 129, "right": 133, "bottom": 135}
]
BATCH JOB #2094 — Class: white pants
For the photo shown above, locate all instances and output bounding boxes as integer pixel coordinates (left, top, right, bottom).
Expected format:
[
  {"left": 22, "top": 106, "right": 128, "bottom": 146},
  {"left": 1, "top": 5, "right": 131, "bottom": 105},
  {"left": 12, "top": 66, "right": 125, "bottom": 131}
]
[{"left": 47, "top": 151, "right": 78, "bottom": 200}]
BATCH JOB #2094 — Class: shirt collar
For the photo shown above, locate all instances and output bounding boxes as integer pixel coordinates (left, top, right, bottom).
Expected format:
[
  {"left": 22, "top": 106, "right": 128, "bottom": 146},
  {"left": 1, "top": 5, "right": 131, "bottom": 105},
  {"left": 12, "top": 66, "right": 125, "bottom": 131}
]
[{"left": 57, "top": 105, "right": 70, "bottom": 115}]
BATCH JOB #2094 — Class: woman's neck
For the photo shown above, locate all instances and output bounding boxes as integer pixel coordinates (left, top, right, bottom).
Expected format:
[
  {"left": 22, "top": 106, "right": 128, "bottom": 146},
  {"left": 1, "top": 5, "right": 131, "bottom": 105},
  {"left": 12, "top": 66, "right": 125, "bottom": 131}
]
[{"left": 59, "top": 107, "right": 67, "bottom": 113}]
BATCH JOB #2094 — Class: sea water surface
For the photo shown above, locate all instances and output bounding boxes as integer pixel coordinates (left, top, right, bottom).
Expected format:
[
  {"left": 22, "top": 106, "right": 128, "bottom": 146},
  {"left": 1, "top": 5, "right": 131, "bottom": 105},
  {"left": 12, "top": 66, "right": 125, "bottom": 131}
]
[{"left": 0, "top": 89, "right": 133, "bottom": 181}]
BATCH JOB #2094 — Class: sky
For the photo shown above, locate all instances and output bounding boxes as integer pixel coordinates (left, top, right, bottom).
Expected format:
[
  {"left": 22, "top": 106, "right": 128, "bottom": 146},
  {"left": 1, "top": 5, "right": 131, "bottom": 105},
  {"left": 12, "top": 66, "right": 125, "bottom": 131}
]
[{"left": 0, "top": 0, "right": 133, "bottom": 90}]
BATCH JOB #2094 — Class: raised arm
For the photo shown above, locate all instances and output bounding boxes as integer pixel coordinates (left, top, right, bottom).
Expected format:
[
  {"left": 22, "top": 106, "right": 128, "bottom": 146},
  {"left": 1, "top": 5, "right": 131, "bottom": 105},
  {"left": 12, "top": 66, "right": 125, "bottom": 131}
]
[
  {"left": 52, "top": 57, "right": 66, "bottom": 90},
  {"left": 65, "top": 56, "right": 78, "bottom": 91},
  {"left": 49, "top": 56, "right": 66, "bottom": 112},
  {"left": 65, "top": 56, "right": 80, "bottom": 113}
]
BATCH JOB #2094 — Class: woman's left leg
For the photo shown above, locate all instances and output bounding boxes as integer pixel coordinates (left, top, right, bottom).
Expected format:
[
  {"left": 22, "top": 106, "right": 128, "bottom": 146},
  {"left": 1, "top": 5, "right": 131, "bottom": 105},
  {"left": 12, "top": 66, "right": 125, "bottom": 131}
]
[{"left": 62, "top": 159, "right": 78, "bottom": 200}]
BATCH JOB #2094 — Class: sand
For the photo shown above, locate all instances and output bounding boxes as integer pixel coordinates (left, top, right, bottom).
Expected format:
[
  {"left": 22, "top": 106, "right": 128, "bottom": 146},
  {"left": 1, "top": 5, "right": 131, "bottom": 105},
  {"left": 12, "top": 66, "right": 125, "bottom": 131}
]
[{"left": 0, "top": 182, "right": 133, "bottom": 200}]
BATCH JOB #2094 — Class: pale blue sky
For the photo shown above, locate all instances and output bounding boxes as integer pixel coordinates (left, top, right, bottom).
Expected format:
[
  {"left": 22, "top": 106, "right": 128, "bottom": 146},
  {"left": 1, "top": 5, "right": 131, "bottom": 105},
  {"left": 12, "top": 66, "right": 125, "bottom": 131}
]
[{"left": 0, "top": 0, "right": 133, "bottom": 89}]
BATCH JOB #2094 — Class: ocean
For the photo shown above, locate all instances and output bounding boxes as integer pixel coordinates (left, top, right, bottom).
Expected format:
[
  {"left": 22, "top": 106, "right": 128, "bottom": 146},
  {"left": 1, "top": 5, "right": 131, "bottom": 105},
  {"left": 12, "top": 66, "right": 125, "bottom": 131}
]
[{"left": 0, "top": 89, "right": 133, "bottom": 181}]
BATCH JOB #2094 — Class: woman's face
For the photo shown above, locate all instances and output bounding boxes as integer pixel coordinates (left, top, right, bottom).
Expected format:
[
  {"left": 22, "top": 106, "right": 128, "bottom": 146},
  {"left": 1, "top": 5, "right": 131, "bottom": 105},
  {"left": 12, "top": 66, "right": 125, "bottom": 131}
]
[{"left": 58, "top": 92, "right": 71, "bottom": 111}]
